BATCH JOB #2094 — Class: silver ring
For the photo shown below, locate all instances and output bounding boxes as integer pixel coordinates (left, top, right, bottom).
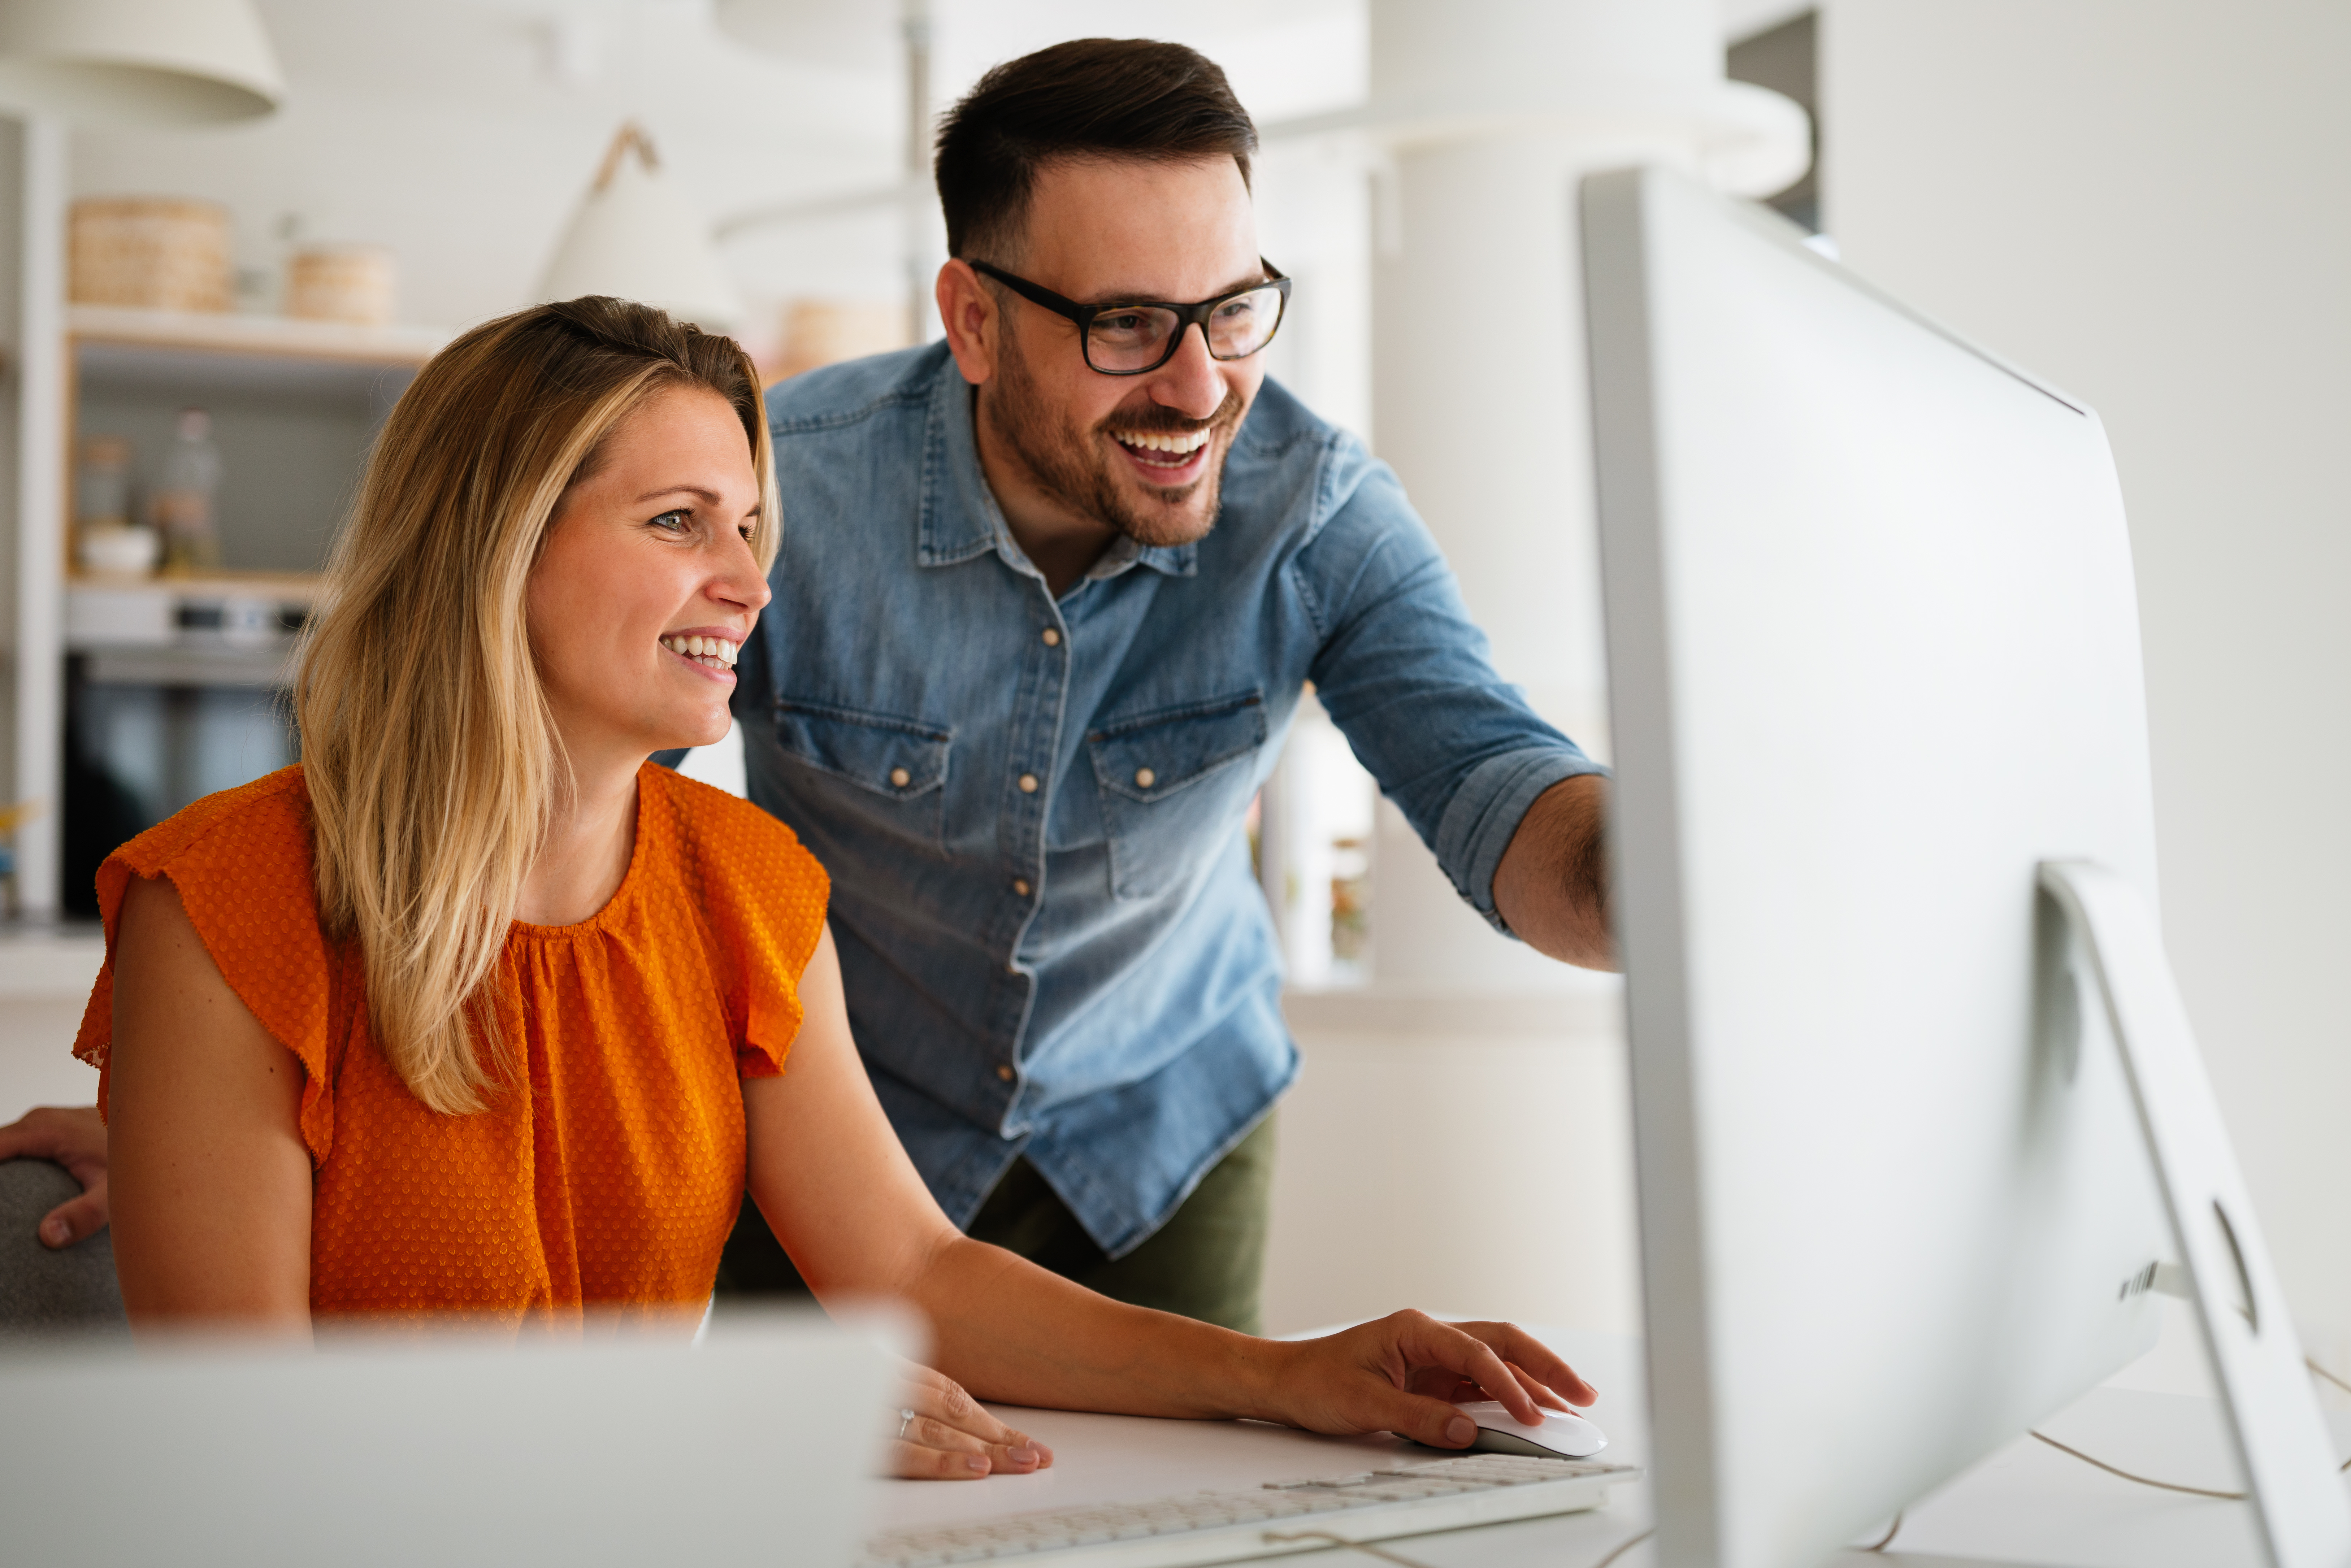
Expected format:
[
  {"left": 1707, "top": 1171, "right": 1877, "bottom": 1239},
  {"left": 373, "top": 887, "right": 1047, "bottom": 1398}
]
[{"left": 897, "top": 1407, "right": 918, "bottom": 1441}]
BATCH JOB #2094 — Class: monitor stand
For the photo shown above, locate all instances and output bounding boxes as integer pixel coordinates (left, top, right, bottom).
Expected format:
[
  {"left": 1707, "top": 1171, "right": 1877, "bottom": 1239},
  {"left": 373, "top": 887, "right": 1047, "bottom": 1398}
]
[{"left": 2041, "top": 861, "right": 2351, "bottom": 1568}]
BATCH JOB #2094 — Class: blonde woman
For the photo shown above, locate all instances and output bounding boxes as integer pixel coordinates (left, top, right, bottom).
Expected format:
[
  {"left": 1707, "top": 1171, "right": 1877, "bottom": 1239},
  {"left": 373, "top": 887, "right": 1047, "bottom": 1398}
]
[{"left": 76, "top": 298, "right": 1593, "bottom": 1477}]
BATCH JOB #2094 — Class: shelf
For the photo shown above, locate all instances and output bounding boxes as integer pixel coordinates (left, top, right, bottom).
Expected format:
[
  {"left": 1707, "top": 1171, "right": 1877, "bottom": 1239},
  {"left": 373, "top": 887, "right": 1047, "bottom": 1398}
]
[
  {"left": 68, "top": 304, "right": 448, "bottom": 364},
  {"left": 68, "top": 572, "right": 324, "bottom": 608},
  {"left": 70, "top": 306, "right": 449, "bottom": 403}
]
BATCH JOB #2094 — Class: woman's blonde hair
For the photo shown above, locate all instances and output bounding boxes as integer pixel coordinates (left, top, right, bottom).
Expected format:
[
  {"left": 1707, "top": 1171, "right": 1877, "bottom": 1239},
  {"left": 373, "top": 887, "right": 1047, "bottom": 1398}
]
[{"left": 294, "top": 297, "right": 778, "bottom": 1114}]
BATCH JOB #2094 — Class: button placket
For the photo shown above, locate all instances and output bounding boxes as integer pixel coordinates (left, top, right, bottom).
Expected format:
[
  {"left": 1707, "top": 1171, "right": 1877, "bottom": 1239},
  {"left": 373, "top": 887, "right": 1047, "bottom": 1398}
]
[{"left": 993, "top": 580, "right": 1066, "bottom": 1112}]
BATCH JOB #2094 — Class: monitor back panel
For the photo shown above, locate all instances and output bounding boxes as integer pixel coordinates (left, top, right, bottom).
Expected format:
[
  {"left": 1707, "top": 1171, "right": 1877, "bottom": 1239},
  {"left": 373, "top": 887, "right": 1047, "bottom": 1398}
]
[
  {"left": 1583, "top": 166, "right": 2170, "bottom": 1568},
  {"left": 0, "top": 1311, "right": 896, "bottom": 1567}
]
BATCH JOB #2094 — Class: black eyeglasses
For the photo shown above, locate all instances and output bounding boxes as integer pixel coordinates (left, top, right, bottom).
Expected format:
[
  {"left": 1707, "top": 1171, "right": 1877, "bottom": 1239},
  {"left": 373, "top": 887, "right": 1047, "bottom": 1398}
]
[{"left": 971, "top": 259, "right": 1292, "bottom": 376}]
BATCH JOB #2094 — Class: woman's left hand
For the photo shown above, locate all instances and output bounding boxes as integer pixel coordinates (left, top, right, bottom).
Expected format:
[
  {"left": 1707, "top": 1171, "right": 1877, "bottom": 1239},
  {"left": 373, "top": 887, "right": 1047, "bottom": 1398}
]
[
  {"left": 1259, "top": 1311, "right": 1598, "bottom": 1448},
  {"left": 886, "top": 1361, "right": 1056, "bottom": 1480}
]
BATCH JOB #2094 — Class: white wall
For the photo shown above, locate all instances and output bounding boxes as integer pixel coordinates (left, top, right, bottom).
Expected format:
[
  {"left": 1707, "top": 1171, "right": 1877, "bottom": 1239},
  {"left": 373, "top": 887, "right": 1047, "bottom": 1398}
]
[
  {"left": 1266, "top": 987, "right": 1641, "bottom": 1337},
  {"left": 1825, "top": 0, "right": 2351, "bottom": 1352}
]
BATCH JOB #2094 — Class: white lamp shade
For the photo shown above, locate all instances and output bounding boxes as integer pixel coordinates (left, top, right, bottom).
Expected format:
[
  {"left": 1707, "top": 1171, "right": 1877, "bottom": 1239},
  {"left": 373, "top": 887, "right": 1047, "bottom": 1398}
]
[
  {"left": 0, "top": 0, "right": 285, "bottom": 126},
  {"left": 538, "top": 143, "right": 746, "bottom": 334}
]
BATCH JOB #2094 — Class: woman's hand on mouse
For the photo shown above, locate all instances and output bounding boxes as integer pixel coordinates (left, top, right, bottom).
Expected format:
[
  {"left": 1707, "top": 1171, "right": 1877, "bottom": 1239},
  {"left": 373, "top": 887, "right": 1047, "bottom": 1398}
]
[
  {"left": 886, "top": 1361, "right": 1055, "bottom": 1480},
  {"left": 1255, "top": 1311, "right": 1597, "bottom": 1449}
]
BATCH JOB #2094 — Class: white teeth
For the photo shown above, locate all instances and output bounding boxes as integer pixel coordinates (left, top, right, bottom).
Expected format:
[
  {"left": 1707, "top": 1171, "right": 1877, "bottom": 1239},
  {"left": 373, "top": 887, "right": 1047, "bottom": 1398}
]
[
  {"left": 1114, "top": 428, "right": 1210, "bottom": 456},
  {"left": 662, "top": 635, "right": 737, "bottom": 668}
]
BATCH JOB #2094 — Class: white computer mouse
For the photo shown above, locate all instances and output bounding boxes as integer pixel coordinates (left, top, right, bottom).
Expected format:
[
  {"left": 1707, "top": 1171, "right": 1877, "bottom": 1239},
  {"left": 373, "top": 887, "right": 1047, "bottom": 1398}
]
[{"left": 1452, "top": 1400, "right": 1609, "bottom": 1459}]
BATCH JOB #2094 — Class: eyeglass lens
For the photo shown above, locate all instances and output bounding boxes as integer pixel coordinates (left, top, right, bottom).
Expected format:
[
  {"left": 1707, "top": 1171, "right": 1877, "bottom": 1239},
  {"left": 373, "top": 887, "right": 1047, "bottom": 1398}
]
[{"left": 1086, "top": 286, "right": 1285, "bottom": 373}]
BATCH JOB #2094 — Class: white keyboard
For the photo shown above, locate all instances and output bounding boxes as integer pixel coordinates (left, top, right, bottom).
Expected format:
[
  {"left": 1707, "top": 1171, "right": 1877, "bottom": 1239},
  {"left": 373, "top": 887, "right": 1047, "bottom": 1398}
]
[{"left": 858, "top": 1452, "right": 1640, "bottom": 1568}]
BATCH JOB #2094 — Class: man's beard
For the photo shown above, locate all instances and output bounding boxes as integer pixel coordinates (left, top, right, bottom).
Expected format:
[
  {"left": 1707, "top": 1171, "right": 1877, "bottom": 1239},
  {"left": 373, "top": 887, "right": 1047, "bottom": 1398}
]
[{"left": 984, "top": 328, "right": 1243, "bottom": 549}]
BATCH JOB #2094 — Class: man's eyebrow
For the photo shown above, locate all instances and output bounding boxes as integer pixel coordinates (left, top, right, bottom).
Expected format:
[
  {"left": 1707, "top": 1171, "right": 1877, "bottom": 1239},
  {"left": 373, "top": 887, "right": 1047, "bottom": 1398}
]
[{"left": 1074, "top": 270, "right": 1270, "bottom": 307}]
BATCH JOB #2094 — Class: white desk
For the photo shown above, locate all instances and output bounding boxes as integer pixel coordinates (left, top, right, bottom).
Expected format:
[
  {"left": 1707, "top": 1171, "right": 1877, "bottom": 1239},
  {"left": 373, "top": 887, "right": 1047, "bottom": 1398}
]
[{"left": 863, "top": 1328, "right": 2351, "bottom": 1568}]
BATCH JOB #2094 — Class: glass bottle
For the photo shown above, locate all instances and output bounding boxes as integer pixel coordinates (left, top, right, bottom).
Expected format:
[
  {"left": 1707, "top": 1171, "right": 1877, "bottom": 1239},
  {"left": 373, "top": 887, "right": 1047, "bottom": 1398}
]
[{"left": 151, "top": 408, "right": 223, "bottom": 575}]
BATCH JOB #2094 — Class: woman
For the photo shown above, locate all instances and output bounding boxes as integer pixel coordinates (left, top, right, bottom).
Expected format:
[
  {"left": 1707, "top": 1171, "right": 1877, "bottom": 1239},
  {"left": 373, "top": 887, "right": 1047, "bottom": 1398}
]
[{"left": 76, "top": 298, "right": 1593, "bottom": 1478}]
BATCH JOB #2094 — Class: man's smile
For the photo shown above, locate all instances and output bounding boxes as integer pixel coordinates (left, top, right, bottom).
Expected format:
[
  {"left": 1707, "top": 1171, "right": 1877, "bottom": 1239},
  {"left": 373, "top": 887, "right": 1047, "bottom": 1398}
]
[{"left": 1109, "top": 425, "right": 1214, "bottom": 485}]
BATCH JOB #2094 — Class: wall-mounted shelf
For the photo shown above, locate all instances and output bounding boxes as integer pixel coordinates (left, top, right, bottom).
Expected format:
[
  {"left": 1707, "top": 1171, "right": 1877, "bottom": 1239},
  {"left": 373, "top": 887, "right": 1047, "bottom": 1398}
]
[
  {"left": 44, "top": 310, "right": 451, "bottom": 915},
  {"left": 68, "top": 304, "right": 447, "bottom": 364}
]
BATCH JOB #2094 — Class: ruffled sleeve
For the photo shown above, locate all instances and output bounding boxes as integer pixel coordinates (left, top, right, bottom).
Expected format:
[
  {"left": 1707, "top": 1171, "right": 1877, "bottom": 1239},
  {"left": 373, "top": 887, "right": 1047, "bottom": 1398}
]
[
  {"left": 648, "top": 765, "right": 832, "bottom": 1078},
  {"left": 73, "top": 765, "right": 341, "bottom": 1165}
]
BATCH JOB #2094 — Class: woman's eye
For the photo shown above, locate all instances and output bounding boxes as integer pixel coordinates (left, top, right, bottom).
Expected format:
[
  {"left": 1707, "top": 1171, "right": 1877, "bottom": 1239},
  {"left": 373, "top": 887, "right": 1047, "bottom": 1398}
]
[{"left": 650, "top": 509, "right": 691, "bottom": 533}]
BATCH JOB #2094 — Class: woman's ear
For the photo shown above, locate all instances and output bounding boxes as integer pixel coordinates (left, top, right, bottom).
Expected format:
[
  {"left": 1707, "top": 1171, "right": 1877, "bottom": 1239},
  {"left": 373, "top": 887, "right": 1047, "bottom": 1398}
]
[{"left": 936, "top": 260, "right": 999, "bottom": 388}]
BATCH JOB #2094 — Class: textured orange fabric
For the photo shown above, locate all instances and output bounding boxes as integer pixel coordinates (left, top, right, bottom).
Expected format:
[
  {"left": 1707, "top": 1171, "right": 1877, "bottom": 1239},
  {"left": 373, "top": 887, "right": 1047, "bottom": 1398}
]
[{"left": 73, "top": 761, "right": 829, "bottom": 1334}]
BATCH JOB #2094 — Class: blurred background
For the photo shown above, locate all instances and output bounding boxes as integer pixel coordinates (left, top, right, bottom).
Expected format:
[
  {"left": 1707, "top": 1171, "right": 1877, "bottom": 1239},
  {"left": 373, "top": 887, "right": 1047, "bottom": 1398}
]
[{"left": 0, "top": 0, "right": 2344, "bottom": 1402}]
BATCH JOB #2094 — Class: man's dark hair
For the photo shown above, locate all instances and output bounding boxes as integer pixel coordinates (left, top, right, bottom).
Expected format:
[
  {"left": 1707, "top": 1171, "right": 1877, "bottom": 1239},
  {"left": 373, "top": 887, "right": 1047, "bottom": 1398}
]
[{"left": 934, "top": 39, "right": 1258, "bottom": 262}]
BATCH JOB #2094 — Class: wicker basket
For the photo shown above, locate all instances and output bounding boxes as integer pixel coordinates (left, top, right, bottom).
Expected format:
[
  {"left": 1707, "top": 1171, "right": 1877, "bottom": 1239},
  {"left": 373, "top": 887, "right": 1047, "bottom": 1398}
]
[
  {"left": 70, "top": 197, "right": 233, "bottom": 313},
  {"left": 285, "top": 244, "right": 396, "bottom": 326}
]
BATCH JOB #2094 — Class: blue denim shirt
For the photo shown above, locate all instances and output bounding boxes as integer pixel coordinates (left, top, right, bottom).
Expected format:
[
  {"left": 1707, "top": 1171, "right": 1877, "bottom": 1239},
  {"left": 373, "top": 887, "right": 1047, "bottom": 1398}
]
[{"left": 739, "top": 344, "right": 1600, "bottom": 1255}]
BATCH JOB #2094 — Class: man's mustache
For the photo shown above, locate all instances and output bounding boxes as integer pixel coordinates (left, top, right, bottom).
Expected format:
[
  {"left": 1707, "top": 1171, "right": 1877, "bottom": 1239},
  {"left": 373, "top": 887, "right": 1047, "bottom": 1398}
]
[{"left": 1096, "top": 390, "right": 1241, "bottom": 437}]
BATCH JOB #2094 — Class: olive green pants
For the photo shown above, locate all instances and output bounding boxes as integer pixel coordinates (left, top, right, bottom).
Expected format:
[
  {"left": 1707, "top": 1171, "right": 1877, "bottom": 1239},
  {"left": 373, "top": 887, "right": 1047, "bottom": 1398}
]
[{"left": 716, "top": 1114, "right": 1276, "bottom": 1335}]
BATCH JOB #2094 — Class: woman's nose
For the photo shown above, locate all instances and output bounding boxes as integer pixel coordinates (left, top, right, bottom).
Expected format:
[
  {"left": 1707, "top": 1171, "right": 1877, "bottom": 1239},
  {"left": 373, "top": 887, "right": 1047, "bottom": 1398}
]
[{"left": 719, "top": 537, "right": 773, "bottom": 612}]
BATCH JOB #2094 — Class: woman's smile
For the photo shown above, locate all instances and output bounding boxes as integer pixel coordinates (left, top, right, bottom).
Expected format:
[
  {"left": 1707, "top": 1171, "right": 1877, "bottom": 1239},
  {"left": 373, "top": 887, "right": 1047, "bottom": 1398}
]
[{"left": 660, "top": 629, "right": 742, "bottom": 682}]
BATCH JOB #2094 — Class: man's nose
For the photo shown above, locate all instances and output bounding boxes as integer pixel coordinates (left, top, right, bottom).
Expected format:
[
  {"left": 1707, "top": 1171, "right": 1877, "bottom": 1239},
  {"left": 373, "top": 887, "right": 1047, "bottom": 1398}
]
[{"left": 1151, "top": 323, "right": 1228, "bottom": 420}]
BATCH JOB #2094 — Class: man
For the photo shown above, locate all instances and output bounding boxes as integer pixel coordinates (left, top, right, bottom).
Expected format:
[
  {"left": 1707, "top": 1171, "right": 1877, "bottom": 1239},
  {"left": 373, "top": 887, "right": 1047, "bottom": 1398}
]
[
  {"left": 3, "top": 38, "right": 1611, "bottom": 1337},
  {"left": 710, "top": 38, "right": 1611, "bottom": 1333}
]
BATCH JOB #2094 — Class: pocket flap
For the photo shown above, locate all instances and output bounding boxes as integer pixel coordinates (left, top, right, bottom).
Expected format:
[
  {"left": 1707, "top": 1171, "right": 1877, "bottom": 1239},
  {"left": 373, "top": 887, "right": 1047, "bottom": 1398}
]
[
  {"left": 773, "top": 700, "right": 951, "bottom": 798},
  {"left": 1088, "top": 690, "right": 1267, "bottom": 803}
]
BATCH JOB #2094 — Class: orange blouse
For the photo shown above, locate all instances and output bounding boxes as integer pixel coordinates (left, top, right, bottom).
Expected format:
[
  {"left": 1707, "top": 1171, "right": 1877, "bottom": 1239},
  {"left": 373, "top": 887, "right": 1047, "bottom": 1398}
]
[{"left": 73, "top": 761, "right": 829, "bottom": 1334}]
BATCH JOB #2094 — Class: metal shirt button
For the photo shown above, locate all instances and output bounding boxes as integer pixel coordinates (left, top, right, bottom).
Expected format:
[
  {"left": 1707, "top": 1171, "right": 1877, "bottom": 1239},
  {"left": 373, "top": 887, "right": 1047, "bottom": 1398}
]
[
  {"left": 1041, "top": 627, "right": 1061, "bottom": 647},
  {"left": 1134, "top": 767, "right": 1156, "bottom": 789},
  {"left": 996, "top": 1064, "right": 1015, "bottom": 1082},
  {"left": 1013, "top": 878, "right": 1031, "bottom": 897},
  {"left": 889, "top": 766, "right": 911, "bottom": 788},
  {"left": 1018, "top": 773, "right": 1039, "bottom": 793}
]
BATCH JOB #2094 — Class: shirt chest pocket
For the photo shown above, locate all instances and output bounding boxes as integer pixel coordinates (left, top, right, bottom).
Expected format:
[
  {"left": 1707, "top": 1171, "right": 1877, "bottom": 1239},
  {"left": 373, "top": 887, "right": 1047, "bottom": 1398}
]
[
  {"left": 1088, "top": 689, "right": 1268, "bottom": 902},
  {"left": 770, "top": 699, "right": 953, "bottom": 855}
]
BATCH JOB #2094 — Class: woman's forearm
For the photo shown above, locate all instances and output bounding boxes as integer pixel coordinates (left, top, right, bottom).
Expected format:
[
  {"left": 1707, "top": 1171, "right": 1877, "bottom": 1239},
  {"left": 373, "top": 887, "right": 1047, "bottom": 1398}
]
[{"left": 906, "top": 1233, "right": 1296, "bottom": 1420}]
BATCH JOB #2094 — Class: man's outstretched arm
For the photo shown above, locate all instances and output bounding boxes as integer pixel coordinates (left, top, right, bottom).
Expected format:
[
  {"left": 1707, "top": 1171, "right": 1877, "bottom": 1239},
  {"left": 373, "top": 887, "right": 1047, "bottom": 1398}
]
[
  {"left": 1493, "top": 774, "right": 1616, "bottom": 972},
  {"left": 0, "top": 1104, "right": 109, "bottom": 1247}
]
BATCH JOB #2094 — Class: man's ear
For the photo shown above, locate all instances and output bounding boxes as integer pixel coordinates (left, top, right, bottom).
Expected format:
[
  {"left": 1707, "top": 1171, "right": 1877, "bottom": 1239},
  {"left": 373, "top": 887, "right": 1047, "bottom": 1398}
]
[{"left": 937, "top": 260, "right": 997, "bottom": 388}]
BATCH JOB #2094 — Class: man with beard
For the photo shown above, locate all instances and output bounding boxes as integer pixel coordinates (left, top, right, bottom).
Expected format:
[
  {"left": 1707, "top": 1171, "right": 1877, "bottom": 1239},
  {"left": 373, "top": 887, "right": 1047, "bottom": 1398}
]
[
  {"left": 2, "top": 36, "right": 1613, "bottom": 1340},
  {"left": 713, "top": 36, "right": 1612, "bottom": 1334}
]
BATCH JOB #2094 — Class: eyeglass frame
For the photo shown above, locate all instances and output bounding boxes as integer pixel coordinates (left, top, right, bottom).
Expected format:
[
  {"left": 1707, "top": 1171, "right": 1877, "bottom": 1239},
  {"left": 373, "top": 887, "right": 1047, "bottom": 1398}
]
[{"left": 968, "top": 259, "right": 1293, "bottom": 376}]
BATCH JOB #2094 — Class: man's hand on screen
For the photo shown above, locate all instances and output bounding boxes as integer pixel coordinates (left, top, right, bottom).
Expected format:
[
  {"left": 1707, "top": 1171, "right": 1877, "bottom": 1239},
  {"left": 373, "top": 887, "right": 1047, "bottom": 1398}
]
[{"left": 0, "top": 1104, "right": 109, "bottom": 1247}]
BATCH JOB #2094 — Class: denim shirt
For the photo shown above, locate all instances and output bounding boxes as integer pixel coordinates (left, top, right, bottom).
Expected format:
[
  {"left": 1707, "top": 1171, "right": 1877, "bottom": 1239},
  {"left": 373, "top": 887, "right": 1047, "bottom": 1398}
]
[{"left": 740, "top": 344, "right": 1599, "bottom": 1255}]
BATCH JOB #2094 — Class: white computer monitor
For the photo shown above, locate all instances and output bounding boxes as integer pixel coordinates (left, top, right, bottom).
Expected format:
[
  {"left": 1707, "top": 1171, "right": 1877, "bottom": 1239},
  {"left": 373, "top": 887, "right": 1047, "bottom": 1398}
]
[{"left": 1581, "top": 165, "right": 2196, "bottom": 1568}]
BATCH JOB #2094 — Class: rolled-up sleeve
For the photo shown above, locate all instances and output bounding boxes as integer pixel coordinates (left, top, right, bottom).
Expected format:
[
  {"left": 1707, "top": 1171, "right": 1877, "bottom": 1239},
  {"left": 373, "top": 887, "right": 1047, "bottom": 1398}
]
[{"left": 1292, "top": 460, "right": 1604, "bottom": 933}]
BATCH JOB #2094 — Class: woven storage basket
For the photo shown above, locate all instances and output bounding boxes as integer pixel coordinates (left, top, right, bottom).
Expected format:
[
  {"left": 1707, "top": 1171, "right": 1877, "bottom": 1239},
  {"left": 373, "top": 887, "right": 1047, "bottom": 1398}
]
[
  {"left": 70, "top": 198, "right": 233, "bottom": 313},
  {"left": 286, "top": 244, "right": 396, "bottom": 326}
]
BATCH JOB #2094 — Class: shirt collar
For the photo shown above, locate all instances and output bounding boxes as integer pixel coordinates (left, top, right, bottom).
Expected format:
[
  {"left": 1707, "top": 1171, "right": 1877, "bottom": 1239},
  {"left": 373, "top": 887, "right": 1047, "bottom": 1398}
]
[{"left": 916, "top": 358, "right": 1198, "bottom": 582}]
